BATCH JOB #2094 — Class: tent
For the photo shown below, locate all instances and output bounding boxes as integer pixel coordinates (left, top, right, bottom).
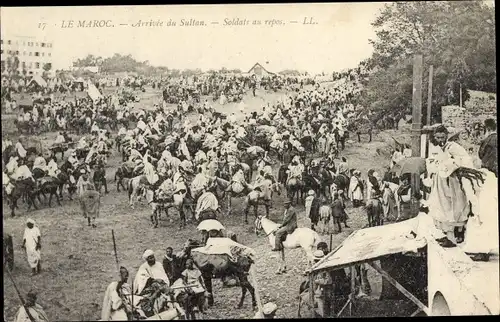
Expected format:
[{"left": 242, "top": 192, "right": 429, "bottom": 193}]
[
  {"left": 307, "top": 219, "right": 429, "bottom": 318},
  {"left": 28, "top": 75, "right": 47, "bottom": 88},
  {"left": 86, "top": 81, "right": 103, "bottom": 101}
]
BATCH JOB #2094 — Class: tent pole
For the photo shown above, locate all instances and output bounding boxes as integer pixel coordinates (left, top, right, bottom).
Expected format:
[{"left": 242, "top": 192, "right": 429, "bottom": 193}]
[
  {"left": 349, "top": 266, "right": 356, "bottom": 316},
  {"left": 309, "top": 272, "right": 315, "bottom": 318}
]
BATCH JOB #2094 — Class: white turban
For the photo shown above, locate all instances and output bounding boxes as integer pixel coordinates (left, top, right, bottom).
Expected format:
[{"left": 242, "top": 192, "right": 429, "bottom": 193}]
[{"left": 142, "top": 249, "right": 154, "bottom": 260}]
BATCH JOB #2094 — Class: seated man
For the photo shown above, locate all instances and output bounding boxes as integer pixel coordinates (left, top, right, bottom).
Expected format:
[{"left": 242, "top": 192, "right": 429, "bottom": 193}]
[
  {"left": 13, "top": 160, "right": 35, "bottom": 185},
  {"left": 157, "top": 178, "right": 175, "bottom": 202},
  {"left": 286, "top": 161, "right": 303, "bottom": 185},
  {"left": 227, "top": 166, "right": 249, "bottom": 193},
  {"left": 273, "top": 200, "right": 297, "bottom": 252},
  {"left": 32, "top": 153, "right": 48, "bottom": 179}
]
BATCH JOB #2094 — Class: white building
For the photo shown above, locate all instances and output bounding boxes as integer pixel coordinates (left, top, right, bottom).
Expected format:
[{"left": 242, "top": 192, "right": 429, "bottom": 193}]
[{"left": 1, "top": 34, "right": 54, "bottom": 76}]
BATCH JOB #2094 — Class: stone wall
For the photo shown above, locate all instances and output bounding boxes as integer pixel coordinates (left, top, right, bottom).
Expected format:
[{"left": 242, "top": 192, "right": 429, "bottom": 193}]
[{"left": 441, "top": 90, "right": 497, "bottom": 130}]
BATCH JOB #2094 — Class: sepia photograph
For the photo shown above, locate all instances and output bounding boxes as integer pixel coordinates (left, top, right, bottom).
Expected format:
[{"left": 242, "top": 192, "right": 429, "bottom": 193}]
[{"left": 1, "top": 2, "right": 498, "bottom": 320}]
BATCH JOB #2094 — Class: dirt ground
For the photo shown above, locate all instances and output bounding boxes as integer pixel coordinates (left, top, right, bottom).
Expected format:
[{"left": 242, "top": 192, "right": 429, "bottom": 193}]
[{"left": 2, "top": 85, "right": 413, "bottom": 320}]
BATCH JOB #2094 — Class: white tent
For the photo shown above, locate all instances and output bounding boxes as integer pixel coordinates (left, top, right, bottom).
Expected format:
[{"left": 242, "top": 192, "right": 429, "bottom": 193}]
[
  {"left": 86, "top": 81, "right": 103, "bottom": 101},
  {"left": 28, "top": 75, "right": 47, "bottom": 87}
]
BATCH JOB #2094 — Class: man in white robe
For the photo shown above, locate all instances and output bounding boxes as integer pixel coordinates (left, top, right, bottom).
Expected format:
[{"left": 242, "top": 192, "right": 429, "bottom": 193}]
[
  {"left": 16, "top": 140, "right": 27, "bottom": 159},
  {"left": 426, "top": 125, "right": 475, "bottom": 241},
  {"left": 134, "top": 250, "right": 170, "bottom": 295},
  {"left": 22, "top": 218, "right": 42, "bottom": 275},
  {"left": 101, "top": 267, "right": 134, "bottom": 321},
  {"left": 33, "top": 154, "right": 47, "bottom": 174},
  {"left": 54, "top": 132, "right": 66, "bottom": 145},
  {"left": 13, "top": 160, "right": 34, "bottom": 181},
  {"left": 6, "top": 156, "right": 19, "bottom": 175}
]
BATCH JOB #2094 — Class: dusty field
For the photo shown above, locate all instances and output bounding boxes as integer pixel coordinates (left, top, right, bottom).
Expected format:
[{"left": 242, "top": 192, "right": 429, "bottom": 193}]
[{"left": 3, "top": 86, "right": 413, "bottom": 321}]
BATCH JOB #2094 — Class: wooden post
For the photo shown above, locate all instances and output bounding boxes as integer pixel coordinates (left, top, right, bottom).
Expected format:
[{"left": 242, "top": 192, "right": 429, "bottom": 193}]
[
  {"left": 411, "top": 54, "right": 423, "bottom": 158},
  {"left": 368, "top": 262, "right": 430, "bottom": 315},
  {"left": 459, "top": 83, "right": 463, "bottom": 108},
  {"left": 410, "top": 55, "right": 423, "bottom": 216},
  {"left": 309, "top": 272, "right": 315, "bottom": 317},
  {"left": 426, "top": 65, "right": 433, "bottom": 126},
  {"left": 349, "top": 266, "right": 356, "bottom": 316}
]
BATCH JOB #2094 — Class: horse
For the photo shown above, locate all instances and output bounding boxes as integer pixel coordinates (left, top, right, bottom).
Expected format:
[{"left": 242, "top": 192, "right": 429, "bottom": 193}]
[
  {"left": 243, "top": 181, "right": 281, "bottom": 223},
  {"left": 183, "top": 240, "right": 257, "bottom": 310},
  {"left": 365, "top": 197, "right": 384, "bottom": 228},
  {"left": 4, "top": 178, "right": 38, "bottom": 217},
  {"left": 285, "top": 174, "right": 304, "bottom": 206},
  {"left": 254, "top": 216, "right": 321, "bottom": 274},
  {"left": 145, "top": 183, "right": 192, "bottom": 229},
  {"left": 115, "top": 162, "right": 143, "bottom": 192},
  {"left": 35, "top": 176, "right": 62, "bottom": 208},
  {"left": 212, "top": 175, "right": 249, "bottom": 216}
]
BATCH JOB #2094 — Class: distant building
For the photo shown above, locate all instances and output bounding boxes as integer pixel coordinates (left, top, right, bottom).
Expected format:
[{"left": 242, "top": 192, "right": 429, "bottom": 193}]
[
  {"left": 0, "top": 34, "right": 54, "bottom": 76},
  {"left": 247, "top": 62, "right": 275, "bottom": 78}
]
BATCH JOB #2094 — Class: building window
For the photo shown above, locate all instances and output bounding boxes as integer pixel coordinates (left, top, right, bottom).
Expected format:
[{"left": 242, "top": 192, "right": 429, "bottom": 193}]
[
  {"left": 7, "top": 40, "right": 11, "bottom": 45},
  {"left": 29, "top": 52, "right": 32, "bottom": 56},
  {"left": 15, "top": 50, "right": 19, "bottom": 55},
  {"left": 35, "top": 62, "right": 40, "bottom": 69},
  {"left": 41, "top": 42, "right": 46, "bottom": 47},
  {"left": 0, "top": 50, "right": 3, "bottom": 54},
  {"left": 35, "top": 52, "right": 39, "bottom": 57}
]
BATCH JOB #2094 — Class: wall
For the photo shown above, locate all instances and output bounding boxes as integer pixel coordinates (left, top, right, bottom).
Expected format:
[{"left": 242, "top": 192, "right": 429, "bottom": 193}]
[{"left": 441, "top": 90, "right": 497, "bottom": 131}]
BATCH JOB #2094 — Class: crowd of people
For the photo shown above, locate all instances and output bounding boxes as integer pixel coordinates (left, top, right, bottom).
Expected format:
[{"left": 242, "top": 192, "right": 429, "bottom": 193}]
[{"left": 2, "top": 64, "right": 498, "bottom": 320}]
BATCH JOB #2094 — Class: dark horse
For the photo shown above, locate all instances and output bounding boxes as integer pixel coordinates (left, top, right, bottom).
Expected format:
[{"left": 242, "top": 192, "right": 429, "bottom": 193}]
[{"left": 4, "top": 178, "right": 38, "bottom": 217}]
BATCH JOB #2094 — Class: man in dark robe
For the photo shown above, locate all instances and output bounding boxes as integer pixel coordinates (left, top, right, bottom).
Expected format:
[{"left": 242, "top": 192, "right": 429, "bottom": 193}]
[{"left": 479, "top": 118, "right": 497, "bottom": 176}]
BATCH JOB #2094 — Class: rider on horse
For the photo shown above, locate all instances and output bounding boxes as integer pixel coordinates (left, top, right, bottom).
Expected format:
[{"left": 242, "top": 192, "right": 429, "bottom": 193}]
[{"left": 272, "top": 200, "right": 298, "bottom": 251}]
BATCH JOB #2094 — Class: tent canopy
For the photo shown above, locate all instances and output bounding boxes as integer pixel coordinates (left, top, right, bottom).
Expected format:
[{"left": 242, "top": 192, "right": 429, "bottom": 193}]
[
  {"left": 28, "top": 75, "right": 47, "bottom": 87},
  {"left": 311, "top": 219, "right": 426, "bottom": 273}
]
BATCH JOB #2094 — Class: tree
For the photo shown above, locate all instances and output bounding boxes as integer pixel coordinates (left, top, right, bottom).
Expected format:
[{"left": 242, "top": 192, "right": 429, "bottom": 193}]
[{"left": 361, "top": 1, "right": 495, "bottom": 121}]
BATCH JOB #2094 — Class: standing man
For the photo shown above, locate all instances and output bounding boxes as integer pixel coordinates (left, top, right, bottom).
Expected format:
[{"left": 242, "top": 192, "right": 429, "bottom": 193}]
[
  {"left": 306, "top": 190, "right": 321, "bottom": 231},
  {"left": 22, "top": 218, "right": 42, "bottom": 275},
  {"left": 348, "top": 170, "right": 364, "bottom": 207},
  {"left": 101, "top": 266, "right": 134, "bottom": 321},
  {"left": 77, "top": 169, "right": 100, "bottom": 228},
  {"left": 478, "top": 118, "right": 497, "bottom": 177},
  {"left": 273, "top": 200, "right": 298, "bottom": 251},
  {"left": 427, "top": 125, "right": 478, "bottom": 244},
  {"left": 14, "top": 291, "right": 49, "bottom": 322},
  {"left": 162, "top": 247, "right": 178, "bottom": 284}
]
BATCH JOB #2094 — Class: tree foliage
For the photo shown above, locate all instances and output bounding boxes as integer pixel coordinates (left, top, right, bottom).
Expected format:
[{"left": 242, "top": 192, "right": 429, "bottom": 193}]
[{"left": 360, "top": 1, "right": 495, "bottom": 122}]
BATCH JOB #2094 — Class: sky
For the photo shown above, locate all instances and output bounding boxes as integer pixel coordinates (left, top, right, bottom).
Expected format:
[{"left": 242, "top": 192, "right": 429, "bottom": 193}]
[{"left": 1, "top": 3, "right": 387, "bottom": 74}]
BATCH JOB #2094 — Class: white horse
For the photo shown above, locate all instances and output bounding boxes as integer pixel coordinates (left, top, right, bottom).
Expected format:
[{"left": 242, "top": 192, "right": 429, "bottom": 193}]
[{"left": 254, "top": 215, "right": 321, "bottom": 274}]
